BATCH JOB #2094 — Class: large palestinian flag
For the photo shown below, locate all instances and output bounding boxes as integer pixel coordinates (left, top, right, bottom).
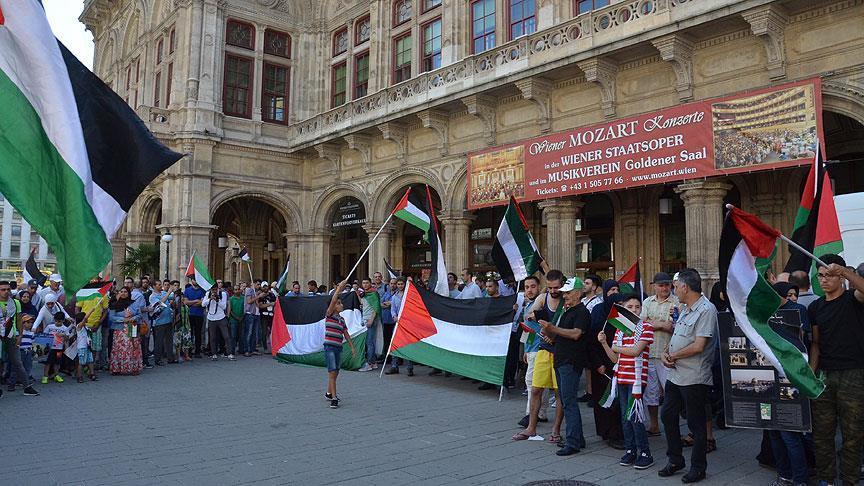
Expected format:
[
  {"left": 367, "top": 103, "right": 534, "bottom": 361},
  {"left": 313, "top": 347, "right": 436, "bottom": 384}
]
[
  {"left": 271, "top": 292, "right": 366, "bottom": 370},
  {"left": 0, "top": 1, "right": 183, "bottom": 293},
  {"left": 392, "top": 186, "right": 449, "bottom": 296},
  {"left": 492, "top": 196, "right": 543, "bottom": 282},
  {"left": 720, "top": 206, "right": 824, "bottom": 398},
  {"left": 782, "top": 143, "right": 843, "bottom": 295},
  {"left": 390, "top": 281, "right": 516, "bottom": 384}
]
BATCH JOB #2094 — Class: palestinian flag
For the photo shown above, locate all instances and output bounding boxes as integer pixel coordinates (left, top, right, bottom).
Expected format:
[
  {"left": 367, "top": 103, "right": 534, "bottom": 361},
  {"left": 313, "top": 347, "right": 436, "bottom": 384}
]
[
  {"left": 720, "top": 206, "right": 824, "bottom": 398},
  {"left": 783, "top": 143, "right": 843, "bottom": 296},
  {"left": 618, "top": 259, "right": 642, "bottom": 297},
  {"left": 606, "top": 303, "right": 639, "bottom": 336},
  {"left": 491, "top": 196, "right": 543, "bottom": 282},
  {"left": 22, "top": 249, "right": 47, "bottom": 287},
  {"left": 392, "top": 187, "right": 430, "bottom": 234},
  {"left": 384, "top": 258, "right": 399, "bottom": 279},
  {"left": 271, "top": 292, "right": 366, "bottom": 370},
  {"left": 75, "top": 281, "right": 112, "bottom": 302},
  {"left": 389, "top": 280, "right": 516, "bottom": 384},
  {"left": 0, "top": 1, "right": 183, "bottom": 294},
  {"left": 185, "top": 253, "right": 215, "bottom": 291},
  {"left": 239, "top": 247, "right": 251, "bottom": 262},
  {"left": 274, "top": 254, "right": 291, "bottom": 295}
]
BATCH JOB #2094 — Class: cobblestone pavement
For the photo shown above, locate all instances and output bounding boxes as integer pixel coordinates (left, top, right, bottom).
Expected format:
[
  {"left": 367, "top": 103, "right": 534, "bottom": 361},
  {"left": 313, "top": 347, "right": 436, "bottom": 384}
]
[{"left": 0, "top": 356, "right": 776, "bottom": 485}]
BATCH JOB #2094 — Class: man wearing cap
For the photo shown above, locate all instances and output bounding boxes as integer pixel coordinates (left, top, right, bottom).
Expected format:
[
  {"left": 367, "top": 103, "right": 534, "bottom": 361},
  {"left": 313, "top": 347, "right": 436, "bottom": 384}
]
[
  {"left": 641, "top": 271, "right": 679, "bottom": 436},
  {"left": 538, "top": 276, "right": 591, "bottom": 456},
  {"left": 37, "top": 274, "right": 65, "bottom": 307},
  {"left": 27, "top": 279, "right": 42, "bottom": 309}
]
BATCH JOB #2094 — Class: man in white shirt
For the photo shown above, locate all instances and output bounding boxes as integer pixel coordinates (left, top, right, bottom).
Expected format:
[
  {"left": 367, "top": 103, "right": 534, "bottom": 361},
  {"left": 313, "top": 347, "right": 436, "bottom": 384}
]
[
  {"left": 457, "top": 269, "right": 483, "bottom": 299},
  {"left": 583, "top": 275, "right": 604, "bottom": 313},
  {"left": 37, "top": 274, "right": 65, "bottom": 307}
]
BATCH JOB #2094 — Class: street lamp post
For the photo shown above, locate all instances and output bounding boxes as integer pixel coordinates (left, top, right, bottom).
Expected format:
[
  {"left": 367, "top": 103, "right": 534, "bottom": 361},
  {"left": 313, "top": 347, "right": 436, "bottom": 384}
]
[{"left": 161, "top": 232, "right": 173, "bottom": 280}]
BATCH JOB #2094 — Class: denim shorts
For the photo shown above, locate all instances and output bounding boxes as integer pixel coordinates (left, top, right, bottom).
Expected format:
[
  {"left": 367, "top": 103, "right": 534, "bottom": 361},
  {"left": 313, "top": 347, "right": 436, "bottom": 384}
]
[{"left": 324, "top": 345, "right": 342, "bottom": 372}]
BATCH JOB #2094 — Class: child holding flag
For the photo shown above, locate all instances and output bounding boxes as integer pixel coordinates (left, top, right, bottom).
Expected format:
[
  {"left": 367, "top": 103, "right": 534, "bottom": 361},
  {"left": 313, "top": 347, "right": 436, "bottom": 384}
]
[
  {"left": 597, "top": 294, "right": 655, "bottom": 470},
  {"left": 324, "top": 280, "right": 357, "bottom": 409}
]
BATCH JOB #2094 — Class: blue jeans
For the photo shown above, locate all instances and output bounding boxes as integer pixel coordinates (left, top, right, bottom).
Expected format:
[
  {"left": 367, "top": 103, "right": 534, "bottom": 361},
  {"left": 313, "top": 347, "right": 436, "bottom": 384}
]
[
  {"left": 324, "top": 345, "right": 342, "bottom": 372},
  {"left": 229, "top": 318, "right": 243, "bottom": 354},
  {"left": 244, "top": 314, "right": 260, "bottom": 353},
  {"left": 365, "top": 317, "right": 380, "bottom": 364},
  {"left": 769, "top": 430, "right": 808, "bottom": 483},
  {"left": 618, "top": 384, "right": 650, "bottom": 454},
  {"left": 554, "top": 364, "right": 586, "bottom": 449}
]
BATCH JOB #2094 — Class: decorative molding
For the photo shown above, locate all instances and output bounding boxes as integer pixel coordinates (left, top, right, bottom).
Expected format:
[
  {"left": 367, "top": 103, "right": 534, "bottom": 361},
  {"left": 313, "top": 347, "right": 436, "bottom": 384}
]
[
  {"left": 342, "top": 133, "right": 373, "bottom": 174},
  {"left": 376, "top": 121, "right": 409, "bottom": 161},
  {"left": 577, "top": 57, "right": 618, "bottom": 119},
  {"left": 461, "top": 94, "right": 497, "bottom": 146},
  {"left": 313, "top": 142, "right": 342, "bottom": 176},
  {"left": 695, "top": 29, "right": 751, "bottom": 49},
  {"left": 416, "top": 109, "right": 450, "bottom": 156},
  {"left": 514, "top": 77, "right": 553, "bottom": 133},
  {"left": 651, "top": 34, "right": 695, "bottom": 102},
  {"left": 791, "top": 0, "right": 863, "bottom": 23},
  {"left": 742, "top": 5, "right": 788, "bottom": 82}
]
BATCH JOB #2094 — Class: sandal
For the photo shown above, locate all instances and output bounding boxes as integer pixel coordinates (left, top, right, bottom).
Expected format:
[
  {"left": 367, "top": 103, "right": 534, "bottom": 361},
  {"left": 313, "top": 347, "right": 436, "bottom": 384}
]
[
  {"left": 547, "top": 434, "right": 562, "bottom": 444},
  {"left": 512, "top": 433, "right": 531, "bottom": 441},
  {"left": 707, "top": 438, "right": 717, "bottom": 453},
  {"left": 681, "top": 432, "right": 695, "bottom": 447}
]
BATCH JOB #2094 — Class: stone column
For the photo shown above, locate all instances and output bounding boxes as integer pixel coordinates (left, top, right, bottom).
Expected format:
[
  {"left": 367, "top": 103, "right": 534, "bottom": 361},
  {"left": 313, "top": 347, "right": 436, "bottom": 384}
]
[
  {"left": 537, "top": 199, "right": 581, "bottom": 276},
  {"left": 285, "top": 229, "right": 331, "bottom": 288},
  {"left": 109, "top": 237, "right": 126, "bottom": 279},
  {"left": 439, "top": 212, "right": 475, "bottom": 276},
  {"left": 363, "top": 220, "right": 393, "bottom": 278},
  {"left": 675, "top": 180, "right": 732, "bottom": 291}
]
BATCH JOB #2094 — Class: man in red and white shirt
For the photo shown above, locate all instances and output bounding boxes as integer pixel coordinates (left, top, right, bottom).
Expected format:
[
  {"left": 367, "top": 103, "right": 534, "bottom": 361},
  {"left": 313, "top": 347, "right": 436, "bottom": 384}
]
[{"left": 598, "top": 294, "right": 655, "bottom": 470}]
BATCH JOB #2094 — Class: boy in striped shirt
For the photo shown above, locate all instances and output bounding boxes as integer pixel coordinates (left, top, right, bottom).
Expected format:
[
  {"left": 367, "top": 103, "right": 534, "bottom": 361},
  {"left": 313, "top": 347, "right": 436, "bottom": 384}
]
[
  {"left": 598, "top": 293, "right": 655, "bottom": 470},
  {"left": 324, "top": 280, "right": 356, "bottom": 409}
]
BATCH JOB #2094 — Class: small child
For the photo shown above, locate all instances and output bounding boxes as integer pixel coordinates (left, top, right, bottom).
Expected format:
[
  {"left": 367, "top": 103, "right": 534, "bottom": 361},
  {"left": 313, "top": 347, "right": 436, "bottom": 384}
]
[
  {"left": 323, "top": 280, "right": 356, "bottom": 409},
  {"left": 40, "top": 312, "right": 71, "bottom": 384},
  {"left": 12, "top": 314, "right": 38, "bottom": 395},
  {"left": 74, "top": 312, "right": 97, "bottom": 383}
]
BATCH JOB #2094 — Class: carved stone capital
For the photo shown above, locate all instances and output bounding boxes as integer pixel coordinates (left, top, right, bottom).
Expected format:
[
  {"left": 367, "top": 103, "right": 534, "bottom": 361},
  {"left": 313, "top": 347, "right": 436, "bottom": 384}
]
[
  {"left": 461, "top": 94, "right": 497, "bottom": 146},
  {"left": 342, "top": 133, "right": 373, "bottom": 174},
  {"left": 313, "top": 142, "right": 342, "bottom": 176},
  {"left": 742, "top": 5, "right": 788, "bottom": 81},
  {"left": 376, "top": 121, "right": 409, "bottom": 160},
  {"left": 651, "top": 34, "right": 695, "bottom": 102},
  {"left": 417, "top": 109, "right": 450, "bottom": 156},
  {"left": 577, "top": 58, "right": 618, "bottom": 119},
  {"left": 514, "top": 77, "right": 553, "bottom": 133}
]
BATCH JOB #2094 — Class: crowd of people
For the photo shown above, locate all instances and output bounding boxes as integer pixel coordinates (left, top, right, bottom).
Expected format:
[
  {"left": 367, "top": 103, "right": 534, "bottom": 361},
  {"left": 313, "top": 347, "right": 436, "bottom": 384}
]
[{"left": 713, "top": 127, "right": 817, "bottom": 169}]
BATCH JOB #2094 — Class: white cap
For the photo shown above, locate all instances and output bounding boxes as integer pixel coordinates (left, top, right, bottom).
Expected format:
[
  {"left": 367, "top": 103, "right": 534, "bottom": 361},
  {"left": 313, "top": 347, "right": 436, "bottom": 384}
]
[
  {"left": 560, "top": 276, "right": 584, "bottom": 293},
  {"left": 49, "top": 274, "right": 62, "bottom": 283},
  {"left": 44, "top": 293, "right": 57, "bottom": 303},
  {"left": 261, "top": 281, "right": 270, "bottom": 287}
]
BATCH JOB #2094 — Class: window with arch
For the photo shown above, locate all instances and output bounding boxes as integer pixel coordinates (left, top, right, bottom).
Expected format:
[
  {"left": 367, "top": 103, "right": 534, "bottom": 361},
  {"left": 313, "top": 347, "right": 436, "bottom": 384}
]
[
  {"left": 168, "top": 27, "right": 176, "bottom": 53},
  {"left": 394, "top": 0, "right": 412, "bottom": 26},
  {"left": 333, "top": 28, "right": 348, "bottom": 56},
  {"left": 355, "top": 16, "right": 371, "bottom": 44},
  {"left": 264, "top": 29, "right": 291, "bottom": 58},
  {"left": 156, "top": 39, "right": 164, "bottom": 64},
  {"left": 226, "top": 19, "right": 254, "bottom": 50},
  {"left": 574, "top": 194, "right": 614, "bottom": 276},
  {"left": 509, "top": 0, "right": 536, "bottom": 40},
  {"left": 471, "top": 0, "right": 496, "bottom": 54}
]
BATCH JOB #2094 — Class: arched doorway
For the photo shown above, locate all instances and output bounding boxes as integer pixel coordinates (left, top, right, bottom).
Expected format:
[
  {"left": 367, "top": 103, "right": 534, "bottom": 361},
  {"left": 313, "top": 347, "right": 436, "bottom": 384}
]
[
  {"left": 327, "top": 196, "right": 368, "bottom": 285},
  {"left": 211, "top": 196, "right": 289, "bottom": 283},
  {"left": 391, "top": 185, "right": 442, "bottom": 282},
  {"left": 824, "top": 111, "right": 864, "bottom": 195}
]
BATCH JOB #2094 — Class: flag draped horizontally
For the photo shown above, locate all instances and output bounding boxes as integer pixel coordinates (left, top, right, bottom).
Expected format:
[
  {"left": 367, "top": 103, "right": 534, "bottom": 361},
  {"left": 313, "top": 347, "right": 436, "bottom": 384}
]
[
  {"left": 22, "top": 250, "right": 47, "bottom": 286},
  {"left": 389, "top": 280, "right": 516, "bottom": 384},
  {"left": 392, "top": 186, "right": 449, "bottom": 296},
  {"left": 782, "top": 143, "right": 843, "bottom": 296},
  {"left": 492, "top": 196, "right": 543, "bottom": 282},
  {"left": 720, "top": 206, "right": 824, "bottom": 398},
  {"left": 271, "top": 292, "right": 366, "bottom": 369},
  {"left": 0, "top": 1, "right": 183, "bottom": 294},
  {"left": 185, "top": 254, "right": 215, "bottom": 291},
  {"left": 75, "top": 281, "right": 112, "bottom": 302},
  {"left": 618, "top": 260, "right": 642, "bottom": 297},
  {"left": 274, "top": 254, "right": 291, "bottom": 295}
]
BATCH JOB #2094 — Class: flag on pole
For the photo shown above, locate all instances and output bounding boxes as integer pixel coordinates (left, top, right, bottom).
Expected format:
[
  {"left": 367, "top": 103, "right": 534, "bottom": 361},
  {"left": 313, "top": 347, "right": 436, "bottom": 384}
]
[
  {"left": 782, "top": 142, "right": 843, "bottom": 296},
  {"left": 618, "top": 259, "right": 642, "bottom": 297},
  {"left": 185, "top": 253, "right": 215, "bottom": 291},
  {"left": 720, "top": 206, "right": 824, "bottom": 398},
  {"left": 271, "top": 292, "right": 366, "bottom": 368},
  {"left": 389, "top": 280, "right": 516, "bottom": 384},
  {"left": 392, "top": 187, "right": 430, "bottom": 235},
  {"left": 384, "top": 258, "right": 399, "bottom": 279},
  {"left": 274, "top": 254, "right": 291, "bottom": 295},
  {"left": 22, "top": 249, "right": 47, "bottom": 286},
  {"left": 606, "top": 303, "right": 639, "bottom": 336},
  {"left": 424, "top": 185, "right": 449, "bottom": 297},
  {"left": 238, "top": 247, "right": 251, "bottom": 262},
  {"left": 491, "top": 196, "right": 543, "bottom": 282},
  {"left": 75, "top": 281, "right": 112, "bottom": 302},
  {"left": 0, "top": 1, "right": 183, "bottom": 294}
]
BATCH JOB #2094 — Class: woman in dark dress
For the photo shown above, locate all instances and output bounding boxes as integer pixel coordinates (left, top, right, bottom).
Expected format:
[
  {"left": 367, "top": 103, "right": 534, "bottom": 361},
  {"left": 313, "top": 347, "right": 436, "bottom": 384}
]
[{"left": 588, "top": 279, "right": 625, "bottom": 449}]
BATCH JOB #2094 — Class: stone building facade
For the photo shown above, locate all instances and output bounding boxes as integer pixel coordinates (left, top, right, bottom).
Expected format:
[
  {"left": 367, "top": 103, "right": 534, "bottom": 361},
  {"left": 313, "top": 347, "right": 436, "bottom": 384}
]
[{"left": 79, "top": 0, "right": 864, "bottom": 288}]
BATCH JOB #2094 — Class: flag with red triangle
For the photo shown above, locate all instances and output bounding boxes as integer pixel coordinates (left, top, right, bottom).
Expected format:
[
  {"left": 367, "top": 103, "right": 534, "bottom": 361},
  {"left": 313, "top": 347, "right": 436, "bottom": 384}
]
[
  {"left": 618, "top": 259, "right": 642, "bottom": 298},
  {"left": 389, "top": 280, "right": 516, "bottom": 384},
  {"left": 783, "top": 142, "right": 843, "bottom": 295}
]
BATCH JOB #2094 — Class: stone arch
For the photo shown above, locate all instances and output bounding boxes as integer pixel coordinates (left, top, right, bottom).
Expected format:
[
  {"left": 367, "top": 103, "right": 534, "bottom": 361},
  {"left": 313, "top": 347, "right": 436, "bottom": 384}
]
[
  {"left": 311, "top": 184, "right": 369, "bottom": 231},
  {"left": 209, "top": 189, "right": 300, "bottom": 234},
  {"left": 822, "top": 85, "right": 864, "bottom": 126},
  {"left": 122, "top": 9, "right": 142, "bottom": 56},
  {"left": 97, "top": 36, "right": 116, "bottom": 75},
  {"left": 445, "top": 165, "right": 468, "bottom": 214},
  {"left": 371, "top": 167, "right": 444, "bottom": 222},
  {"left": 138, "top": 191, "right": 163, "bottom": 234}
]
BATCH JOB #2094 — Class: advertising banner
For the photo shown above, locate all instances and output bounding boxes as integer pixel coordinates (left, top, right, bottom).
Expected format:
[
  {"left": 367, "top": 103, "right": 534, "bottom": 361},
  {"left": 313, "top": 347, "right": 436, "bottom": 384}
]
[
  {"left": 718, "top": 310, "right": 812, "bottom": 432},
  {"left": 467, "top": 78, "right": 824, "bottom": 209}
]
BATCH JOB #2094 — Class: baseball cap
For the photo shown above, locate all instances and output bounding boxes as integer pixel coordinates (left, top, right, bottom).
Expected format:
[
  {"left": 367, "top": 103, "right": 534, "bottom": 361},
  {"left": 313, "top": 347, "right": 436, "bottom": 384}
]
[
  {"left": 27, "top": 279, "right": 38, "bottom": 287},
  {"left": 651, "top": 272, "right": 673, "bottom": 284},
  {"left": 560, "top": 277, "right": 584, "bottom": 293},
  {"left": 261, "top": 281, "right": 270, "bottom": 287},
  {"left": 49, "top": 274, "right": 62, "bottom": 283}
]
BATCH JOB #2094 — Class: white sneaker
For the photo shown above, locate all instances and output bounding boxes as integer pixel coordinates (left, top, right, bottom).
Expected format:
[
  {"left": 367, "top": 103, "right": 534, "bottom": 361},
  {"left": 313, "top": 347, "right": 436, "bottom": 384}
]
[
  {"left": 228, "top": 355, "right": 236, "bottom": 361},
  {"left": 211, "top": 355, "right": 218, "bottom": 361},
  {"left": 357, "top": 364, "right": 373, "bottom": 372}
]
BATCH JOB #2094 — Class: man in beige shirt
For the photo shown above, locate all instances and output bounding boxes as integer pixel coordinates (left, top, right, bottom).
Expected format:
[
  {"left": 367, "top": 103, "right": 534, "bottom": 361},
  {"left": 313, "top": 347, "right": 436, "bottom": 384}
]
[{"left": 640, "top": 272, "right": 678, "bottom": 436}]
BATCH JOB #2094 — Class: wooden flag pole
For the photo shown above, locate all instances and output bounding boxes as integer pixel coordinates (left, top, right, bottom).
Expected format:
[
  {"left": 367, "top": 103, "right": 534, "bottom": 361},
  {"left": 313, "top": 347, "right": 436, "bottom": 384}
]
[{"left": 346, "top": 212, "right": 394, "bottom": 282}]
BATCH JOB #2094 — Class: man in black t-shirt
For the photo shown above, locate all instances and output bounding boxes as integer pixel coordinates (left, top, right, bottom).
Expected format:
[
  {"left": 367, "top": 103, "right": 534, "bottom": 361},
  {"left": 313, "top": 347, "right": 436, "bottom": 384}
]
[
  {"left": 540, "top": 276, "right": 591, "bottom": 456},
  {"left": 808, "top": 254, "right": 864, "bottom": 486}
]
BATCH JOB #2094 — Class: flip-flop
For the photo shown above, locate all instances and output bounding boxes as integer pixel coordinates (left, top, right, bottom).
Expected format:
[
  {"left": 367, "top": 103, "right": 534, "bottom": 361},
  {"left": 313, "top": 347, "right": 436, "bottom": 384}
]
[
  {"left": 512, "top": 433, "right": 531, "bottom": 441},
  {"left": 647, "top": 430, "right": 661, "bottom": 437},
  {"left": 547, "top": 434, "right": 562, "bottom": 444}
]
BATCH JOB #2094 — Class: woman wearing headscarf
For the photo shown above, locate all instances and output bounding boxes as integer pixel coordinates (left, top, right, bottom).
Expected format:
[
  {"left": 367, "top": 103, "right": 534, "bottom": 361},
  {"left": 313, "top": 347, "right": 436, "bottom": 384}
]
[
  {"left": 107, "top": 287, "right": 142, "bottom": 375},
  {"left": 587, "top": 279, "right": 625, "bottom": 449}
]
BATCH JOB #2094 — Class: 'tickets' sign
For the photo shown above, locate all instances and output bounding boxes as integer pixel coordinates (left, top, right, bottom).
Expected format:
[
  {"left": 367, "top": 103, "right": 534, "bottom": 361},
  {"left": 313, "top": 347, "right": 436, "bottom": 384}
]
[{"left": 467, "top": 78, "right": 824, "bottom": 209}]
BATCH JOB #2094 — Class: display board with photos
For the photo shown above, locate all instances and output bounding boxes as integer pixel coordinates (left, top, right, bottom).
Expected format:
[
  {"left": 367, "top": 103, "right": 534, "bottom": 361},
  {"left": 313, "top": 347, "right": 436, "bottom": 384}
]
[{"left": 718, "top": 309, "right": 811, "bottom": 432}]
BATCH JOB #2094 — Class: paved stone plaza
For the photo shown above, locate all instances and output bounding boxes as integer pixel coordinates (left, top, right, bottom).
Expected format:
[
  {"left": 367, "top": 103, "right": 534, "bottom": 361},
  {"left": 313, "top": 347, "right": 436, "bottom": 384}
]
[{"left": 1, "top": 357, "right": 775, "bottom": 486}]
